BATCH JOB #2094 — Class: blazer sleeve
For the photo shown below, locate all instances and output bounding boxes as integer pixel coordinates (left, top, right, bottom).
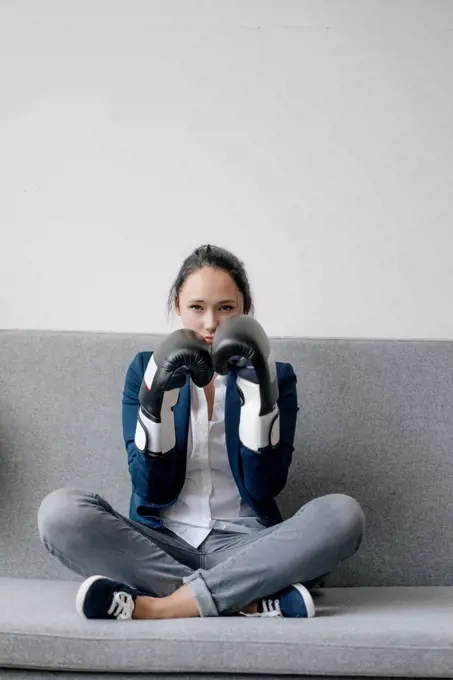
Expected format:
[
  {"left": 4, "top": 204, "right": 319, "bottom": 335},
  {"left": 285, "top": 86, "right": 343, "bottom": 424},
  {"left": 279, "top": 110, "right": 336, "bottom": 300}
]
[
  {"left": 122, "top": 352, "right": 186, "bottom": 507},
  {"left": 239, "top": 362, "right": 299, "bottom": 501}
]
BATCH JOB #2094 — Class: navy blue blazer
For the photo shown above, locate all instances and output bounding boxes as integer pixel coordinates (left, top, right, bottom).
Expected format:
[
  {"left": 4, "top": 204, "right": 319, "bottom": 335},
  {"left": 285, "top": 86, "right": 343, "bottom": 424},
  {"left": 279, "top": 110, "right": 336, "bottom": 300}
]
[{"left": 122, "top": 352, "right": 299, "bottom": 530}]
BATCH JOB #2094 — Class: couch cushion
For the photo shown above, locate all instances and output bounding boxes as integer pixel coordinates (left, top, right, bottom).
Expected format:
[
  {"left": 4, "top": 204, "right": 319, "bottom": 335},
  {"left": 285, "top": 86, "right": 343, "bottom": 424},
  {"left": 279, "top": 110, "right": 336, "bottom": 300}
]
[
  {"left": 1, "top": 578, "right": 453, "bottom": 676},
  {"left": 1, "top": 330, "right": 453, "bottom": 587}
]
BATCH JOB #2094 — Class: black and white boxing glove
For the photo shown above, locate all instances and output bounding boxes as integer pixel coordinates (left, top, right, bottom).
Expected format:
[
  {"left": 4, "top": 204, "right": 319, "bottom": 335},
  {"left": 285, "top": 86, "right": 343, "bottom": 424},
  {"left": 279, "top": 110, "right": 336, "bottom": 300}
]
[
  {"left": 135, "top": 329, "right": 213, "bottom": 456},
  {"left": 212, "top": 315, "right": 279, "bottom": 452}
]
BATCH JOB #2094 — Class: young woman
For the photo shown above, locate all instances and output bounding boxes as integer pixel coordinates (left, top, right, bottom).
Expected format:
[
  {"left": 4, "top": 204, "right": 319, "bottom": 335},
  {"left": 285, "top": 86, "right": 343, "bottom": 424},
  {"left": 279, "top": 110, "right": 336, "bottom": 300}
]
[{"left": 38, "top": 244, "right": 365, "bottom": 620}]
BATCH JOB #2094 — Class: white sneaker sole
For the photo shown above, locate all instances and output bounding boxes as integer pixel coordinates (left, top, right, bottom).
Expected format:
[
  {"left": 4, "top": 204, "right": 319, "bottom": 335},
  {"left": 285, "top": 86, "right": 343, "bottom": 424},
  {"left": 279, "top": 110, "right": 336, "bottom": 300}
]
[
  {"left": 291, "top": 583, "right": 316, "bottom": 618},
  {"left": 75, "top": 574, "right": 106, "bottom": 618}
]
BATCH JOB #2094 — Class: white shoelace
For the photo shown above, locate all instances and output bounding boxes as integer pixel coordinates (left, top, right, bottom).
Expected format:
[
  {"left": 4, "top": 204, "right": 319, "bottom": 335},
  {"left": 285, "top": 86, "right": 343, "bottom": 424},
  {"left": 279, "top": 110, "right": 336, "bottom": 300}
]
[
  {"left": 107, "top": 591, "right": 135, "bottom": 620},
  {"left": 241, "top": 598, "right": 283, "bottom": 618}
]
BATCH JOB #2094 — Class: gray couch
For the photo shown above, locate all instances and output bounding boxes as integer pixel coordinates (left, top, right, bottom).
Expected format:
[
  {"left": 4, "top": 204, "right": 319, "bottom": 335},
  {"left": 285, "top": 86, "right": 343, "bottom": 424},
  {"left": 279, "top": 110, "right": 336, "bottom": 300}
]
[{"left": 1, "top": 329, "right": 453, "bottom": 679}]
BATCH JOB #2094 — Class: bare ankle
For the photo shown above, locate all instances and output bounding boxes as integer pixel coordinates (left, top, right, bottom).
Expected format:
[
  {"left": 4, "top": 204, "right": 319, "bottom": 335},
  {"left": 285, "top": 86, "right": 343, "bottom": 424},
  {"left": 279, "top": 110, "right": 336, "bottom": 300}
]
[
  {"left": 133, "top": 586, "right": 199, "bottom": 620},
  {"left": 132, "top": 595, "right": 157, "bottom": 620}
]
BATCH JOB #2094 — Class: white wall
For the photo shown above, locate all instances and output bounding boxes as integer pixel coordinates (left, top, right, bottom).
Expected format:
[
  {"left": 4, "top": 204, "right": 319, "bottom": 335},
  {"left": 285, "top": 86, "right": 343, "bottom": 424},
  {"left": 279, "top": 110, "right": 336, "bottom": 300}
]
[{"left": 1, "top": 0, "right": 452, "bottom": 339}]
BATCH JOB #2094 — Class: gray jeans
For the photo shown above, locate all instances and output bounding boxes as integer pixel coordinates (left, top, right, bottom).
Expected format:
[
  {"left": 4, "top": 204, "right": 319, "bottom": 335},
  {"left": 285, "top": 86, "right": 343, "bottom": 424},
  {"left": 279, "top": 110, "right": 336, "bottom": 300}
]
[{"left": 38, "top": 488, "right": 365, "bottom": 617}]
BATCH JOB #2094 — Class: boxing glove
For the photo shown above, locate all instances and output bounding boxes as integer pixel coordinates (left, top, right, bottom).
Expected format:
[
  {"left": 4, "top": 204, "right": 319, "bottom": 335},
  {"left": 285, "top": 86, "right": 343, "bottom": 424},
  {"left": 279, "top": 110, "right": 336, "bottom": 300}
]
[
  {"left": 135, "top": 329, "right": 213, "bottom": 455},
  {"left": 212, "top": 315, "right": 280, "bottom": 452}
]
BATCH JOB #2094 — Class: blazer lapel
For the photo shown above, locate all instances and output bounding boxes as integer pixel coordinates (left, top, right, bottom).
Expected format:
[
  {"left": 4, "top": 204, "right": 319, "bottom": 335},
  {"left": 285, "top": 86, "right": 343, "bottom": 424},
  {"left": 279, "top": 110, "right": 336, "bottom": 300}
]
[
  {"left": 225, "top": 372, "right": 242, "bottom": 482},
  {"left": 173, "top": 376, "right": 191, "bottom": 454}
]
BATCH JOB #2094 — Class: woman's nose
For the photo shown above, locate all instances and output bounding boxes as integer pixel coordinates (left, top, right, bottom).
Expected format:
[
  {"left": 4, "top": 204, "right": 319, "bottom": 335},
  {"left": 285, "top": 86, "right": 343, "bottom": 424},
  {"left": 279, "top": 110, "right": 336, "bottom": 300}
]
[{"left": 204, "top": 312, "right": 218, "bottom": 333}]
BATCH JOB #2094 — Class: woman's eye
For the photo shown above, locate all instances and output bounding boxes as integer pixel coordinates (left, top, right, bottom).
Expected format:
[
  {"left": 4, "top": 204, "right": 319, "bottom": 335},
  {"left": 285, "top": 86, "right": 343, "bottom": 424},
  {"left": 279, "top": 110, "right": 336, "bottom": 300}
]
[
  {"left": 220, "top": 305, "right": 234, "bottom": 312},
  {"left": 190, "top": 305, "right": 203, "bottom": 311}
]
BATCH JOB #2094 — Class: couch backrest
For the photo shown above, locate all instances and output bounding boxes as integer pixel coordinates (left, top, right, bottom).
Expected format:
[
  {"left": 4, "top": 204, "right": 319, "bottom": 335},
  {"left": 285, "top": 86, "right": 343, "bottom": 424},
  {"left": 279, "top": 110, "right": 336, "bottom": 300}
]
[{"left": 1, "top": 330, "right": 452, "bottom": 586}]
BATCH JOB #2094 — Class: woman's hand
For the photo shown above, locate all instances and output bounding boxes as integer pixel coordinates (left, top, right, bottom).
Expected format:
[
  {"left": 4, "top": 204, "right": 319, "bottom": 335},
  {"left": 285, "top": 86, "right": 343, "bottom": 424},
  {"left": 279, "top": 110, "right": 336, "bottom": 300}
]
[
  {"left": 212, "top": 316, "right": 280, "bottom": 451},
  {"left": 136, "top": 330, "right": 213, "bottom": 455}
]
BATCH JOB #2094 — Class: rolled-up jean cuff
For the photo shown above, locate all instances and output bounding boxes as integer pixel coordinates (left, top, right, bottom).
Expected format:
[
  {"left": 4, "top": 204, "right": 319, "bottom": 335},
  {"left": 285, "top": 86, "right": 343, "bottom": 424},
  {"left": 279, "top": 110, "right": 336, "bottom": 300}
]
[{"left": 183, "top": 570, "right": 219, "bottom": 617}]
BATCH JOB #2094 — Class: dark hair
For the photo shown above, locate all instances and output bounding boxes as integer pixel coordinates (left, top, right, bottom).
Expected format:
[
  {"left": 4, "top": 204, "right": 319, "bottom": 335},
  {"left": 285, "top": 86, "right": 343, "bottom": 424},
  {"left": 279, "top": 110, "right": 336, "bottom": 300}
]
[{"left": 167, "top": 244, "right": 254, "bottom": 315}]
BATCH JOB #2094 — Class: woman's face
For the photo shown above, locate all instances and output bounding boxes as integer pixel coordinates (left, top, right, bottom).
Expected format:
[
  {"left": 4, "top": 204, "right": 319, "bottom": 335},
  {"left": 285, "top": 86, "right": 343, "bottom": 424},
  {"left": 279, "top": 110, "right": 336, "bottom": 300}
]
[{"left": 175, "top": 267, "right": 244, "bottom": 346}]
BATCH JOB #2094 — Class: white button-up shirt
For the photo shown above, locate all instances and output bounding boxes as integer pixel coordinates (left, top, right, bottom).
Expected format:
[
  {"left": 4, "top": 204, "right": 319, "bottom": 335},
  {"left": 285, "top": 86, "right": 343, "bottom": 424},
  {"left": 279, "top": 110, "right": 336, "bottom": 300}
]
[{"left": 161, "top": 374, "right": 263, "bottom": 548}]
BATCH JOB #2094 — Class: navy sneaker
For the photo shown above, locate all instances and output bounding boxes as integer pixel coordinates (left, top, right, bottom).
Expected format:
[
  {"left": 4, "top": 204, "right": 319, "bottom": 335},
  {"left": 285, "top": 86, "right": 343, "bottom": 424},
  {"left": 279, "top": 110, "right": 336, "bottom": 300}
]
[
  {"left": 76, "top": 575, "right": 150, "bottom": 620},
  {"left": 242, "top": 583, "right": 316, "bottom": 619}
]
